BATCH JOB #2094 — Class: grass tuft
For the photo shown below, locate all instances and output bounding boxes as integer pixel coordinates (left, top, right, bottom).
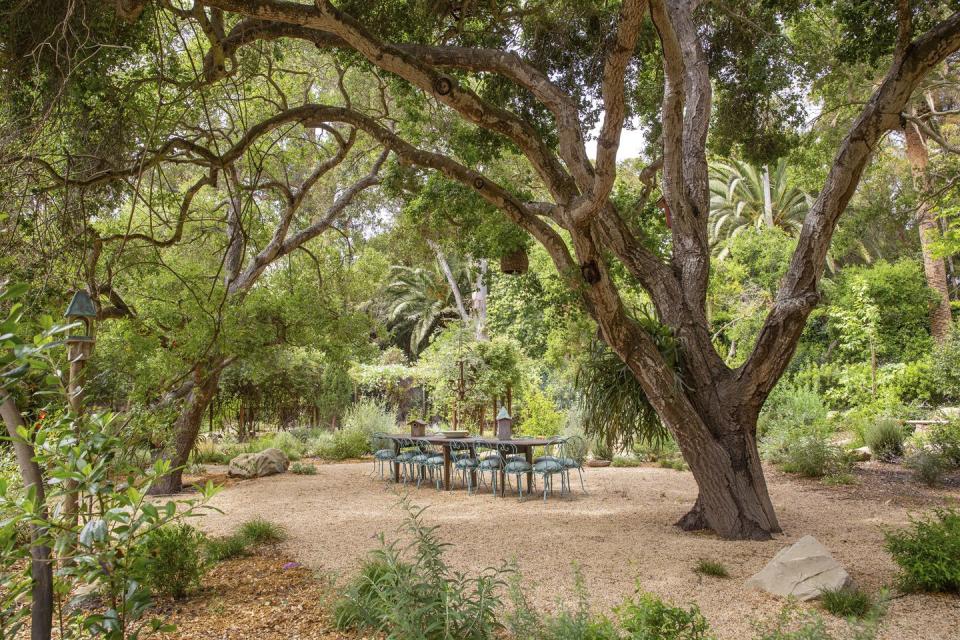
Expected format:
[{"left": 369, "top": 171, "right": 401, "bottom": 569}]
[
  {"left": 820, "top": 586, "right": 873, "bottom": 618},
  {"left": 206, "top": 535, "right": 249, "bottom": 563},
  {"left": 238, "top": 517, "right": 287, "bottom": 545},
  {"left": 693, "top": 559, "right": 729, "bottom": 578}
]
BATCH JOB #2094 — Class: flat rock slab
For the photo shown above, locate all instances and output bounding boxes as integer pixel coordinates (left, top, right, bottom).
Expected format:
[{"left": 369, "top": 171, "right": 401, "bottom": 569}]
[
  {"left": 746, "top": 535, "right": 852, "bottom": 601},
  {"left": 229, "top": 447, "right": 290, "bottom": 478}
]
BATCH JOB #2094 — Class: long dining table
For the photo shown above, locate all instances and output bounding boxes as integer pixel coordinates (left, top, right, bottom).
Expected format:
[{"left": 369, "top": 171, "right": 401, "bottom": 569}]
[{"left": 381, "top": 434, "right": 559, "bottom": 494}]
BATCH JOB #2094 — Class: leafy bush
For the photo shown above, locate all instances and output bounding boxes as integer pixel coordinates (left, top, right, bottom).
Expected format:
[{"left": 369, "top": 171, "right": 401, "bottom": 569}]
[
  {"left": 633, "top": 436, "right": 680, "bottom": 462},
  {"left": 518, "top": 388, "right": 565, "bottom": 437},
  {"left": 932, "top": 326, "right": 960, "bottom": 402},
  {"left": 927, "top": 419, "right": 960, "bottom": 467},
  {"left": 884, "top": 508, "right": 960, "bottom": 593},
  {"left": 863, "top": 418, "right": 904, "bottom": 461},
  {"left": 137, "top": 524, "right": 208, "bottom": 599},
  {"left": 238, "top": 518, "right": 287, "bottom": 545},
  {"left": 759, "top": 384, "right": 828, "bottom": 437},
  {"left": 764, "top": 431, "right": 850, "bottom": 479},
  {"left": 334, "top": 502, "right": 506, "bottom": 639},
  {"left": 506, "top": 572, "right": 712, "bottom": 640},
  {"left": 612, "top": 456, "right": 643, "bottom": 467},
  {"left": 506, "top": 568, "right": 620, "bottom": 640},
  {"left": 192, "top": 438, "right": 229, "bottom": 464},
  {"left": 693, "top": 560, "right": 729, "bottom": 578},
  {"left": 819, "top": 587, "right": 872, "bottom": 619},
  {"left": 905, "top": 450, "right": 947, "bottom": 487},
  {"left": 291, "top": 461, "right": 318, "bottom": 475},
  {"left": 308, "top": 428, "right": 369, "bottom": 460},
  {"left": 342, "top": 399, "right": 396, "bottom": 438},
  {"left": 616, "top": 591, "right": 713, "bottom": 640},
  {"left": 592, "top": 438, "right": 613, "bottom": 461},
  {"left": 753, "top": 603, "right": 880, "bottom": 640}
]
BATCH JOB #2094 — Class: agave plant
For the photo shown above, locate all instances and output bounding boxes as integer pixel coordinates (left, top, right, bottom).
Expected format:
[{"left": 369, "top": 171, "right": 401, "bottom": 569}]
[{"left": 709, "top": 159, "right": 810, "bottom": 257}]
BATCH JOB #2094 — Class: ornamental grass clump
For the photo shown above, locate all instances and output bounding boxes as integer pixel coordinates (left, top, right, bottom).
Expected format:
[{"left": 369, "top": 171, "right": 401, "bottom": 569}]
[{"left": 864, "top": 418, "right": 905, "bottom": 462}]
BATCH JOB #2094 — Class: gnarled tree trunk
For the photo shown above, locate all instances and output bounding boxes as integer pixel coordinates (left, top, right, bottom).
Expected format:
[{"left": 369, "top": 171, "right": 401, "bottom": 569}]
[{"left": 148, "top": 365, "right": 222, "bottom": 495}]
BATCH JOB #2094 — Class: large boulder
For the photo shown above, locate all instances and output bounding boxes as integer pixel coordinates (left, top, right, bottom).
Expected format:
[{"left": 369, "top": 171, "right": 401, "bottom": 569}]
[
  {"left": 746, "top": 535, "right": 853, "bottom": 601},
  {"left": 228, "top": 447, "right": 289, "bottom": 478}
]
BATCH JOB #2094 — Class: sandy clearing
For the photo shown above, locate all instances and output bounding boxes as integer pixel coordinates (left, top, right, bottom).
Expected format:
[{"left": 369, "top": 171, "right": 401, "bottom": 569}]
[{"left": 188, "top": 462, "right": 959, "bottom": 640}]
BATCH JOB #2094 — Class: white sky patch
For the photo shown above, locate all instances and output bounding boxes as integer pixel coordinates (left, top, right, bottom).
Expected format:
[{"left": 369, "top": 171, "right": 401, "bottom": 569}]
[{"left": 585, "top": 122, "right": 647, "bottom": 162}]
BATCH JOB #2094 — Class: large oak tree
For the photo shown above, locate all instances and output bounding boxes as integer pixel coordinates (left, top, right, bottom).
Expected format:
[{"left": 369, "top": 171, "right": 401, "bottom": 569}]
[{"left": 9, "top": 0, "right": 960, "bottom": 539}]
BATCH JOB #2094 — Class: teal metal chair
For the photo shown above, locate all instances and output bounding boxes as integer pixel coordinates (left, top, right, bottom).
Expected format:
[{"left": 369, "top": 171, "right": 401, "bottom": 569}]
[
  {"left": 558, "top": 435, "right": 588, "bottom": 494},
  {"left": 393, "top": 438, "right": 420, "bottom": 484},
  {"left": 502, "top": 443, "right": 533, "bottom": 500},
  {"left": 476, "top": 444, "right": 504, "bottom": 495},
  {"left": 533, "top": 440, "right": 566, "bottom": 501},
  {"left": 422, "top": 446, "right": 446, "bottom": 490},
  {"left": 371, "top": 433, "right": 397, "bottom": 479},
  {"left": 450, "top": 440, "right": 479, "bottom": 494}
]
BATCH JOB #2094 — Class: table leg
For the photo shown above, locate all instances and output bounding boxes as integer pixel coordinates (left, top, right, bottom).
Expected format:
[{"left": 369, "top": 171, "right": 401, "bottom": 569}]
[
  {"left": 393, "top": 441, "right": 400, "bottom": 483},
  {"left": 468, "top": 444, "right": 478, "bottom": 488},
  {"left": 442, "top": 446, "right": 451, "bottom": 491},
  {"left": 524, "top": 447, "right": 533, "bottom": 493}
]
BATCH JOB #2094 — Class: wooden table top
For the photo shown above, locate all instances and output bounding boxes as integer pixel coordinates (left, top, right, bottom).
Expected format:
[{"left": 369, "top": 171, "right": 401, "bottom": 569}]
[{"left": 381, "top": 433, "right": 560, "bottom": 447}]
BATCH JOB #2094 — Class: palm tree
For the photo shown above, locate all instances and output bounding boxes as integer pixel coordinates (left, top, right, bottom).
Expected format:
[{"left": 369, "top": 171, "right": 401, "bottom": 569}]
[
  {"left": 709, "top": 159, "right": 809, "bottom": 257},
  {"left": 380, "top": 258, "right": 473, "bottom": 356}
]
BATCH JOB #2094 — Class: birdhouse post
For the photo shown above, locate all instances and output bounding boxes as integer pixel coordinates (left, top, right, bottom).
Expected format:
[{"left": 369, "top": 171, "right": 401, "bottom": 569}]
[
  {"left": 496, "top": 406, "right": 513, "bottom": 441},
  {"left": 63, "top": 290, "right": 97, "bottom": 413}
]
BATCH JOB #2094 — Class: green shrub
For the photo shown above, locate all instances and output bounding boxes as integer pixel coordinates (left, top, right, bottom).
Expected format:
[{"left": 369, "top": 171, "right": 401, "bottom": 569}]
[
  {"left": 592, "top": 438, "right": 613, "bottom": 461},
  {"left": 238, "top": 518, "right": 287, "bottom": 545},
  {"left": 334, "top": 502, "right": 505, "bottom": 639},
  {"left": 927, "top": 419, "right": 960, "bottom": 467},
  {"left": 616, "top": 591, "right": 713, "bottom": 640},
  {"left": 192, "top": 438, "right": 230, "bottom": 464},
  {"left": 633, "top": 436, "right": 680, "bottom": 462},
  {"left": 205, "top": 535, "right": 249, "bottom": 562},
  {"left": 307, "top": 432, "right": 336, "bottom": 458},
  {"left": 611, "top": 456, "right": 643, "bottom": 467},
  {"left": 658, "top": 458, "right": 689, "bottom": 471},
  {"left": 137, "top": 524, "right": 208, "bottom": 599},
  {"left": 932, "top": 326, "right": 960, "bottom": 401},
  {"left": 693, "top": 559, "right": 729, "bottom": 578},
  {"left": 819, "top": 587, "right": 872, "bottom": 618},
  {"left": 342, "top": 399, "right": 396, "bottom": 438},
  {"left": 753, "top": 603, "right": 880, "bottom": 640},
  {"left": 863, "top": 418, "right": 904, "bottom": 461},
  {"left": 772, "top": 434, "right": 850, "bottom": 479},
  {"left": 332, "top": 428, "right": 370, "bottom": 459},
  {"left": 759, "top": 384, "right": 828, "bottom": 437},
  {"left": 884, "top": 508, "right": 960, "bottom": 593},
  {"left": 506, "top": 567, "right": 621, "bottom": 640},
  {"left": 905, "top": 450, "right": 947, "bottom": 487},
  {"left": 518, "top": 388, "right": 565, "bottom": 437},
  {"left": 291, "top": 461, "right": 318, "bottom": 475}
]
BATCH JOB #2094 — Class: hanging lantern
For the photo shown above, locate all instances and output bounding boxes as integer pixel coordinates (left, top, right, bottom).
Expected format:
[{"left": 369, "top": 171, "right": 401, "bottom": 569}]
[
  {"left": 656, "top": 196, "right": 672, "bottom": 229},
  {"left": 500, "top": 247, "right": 529, "bottom": 275},
  {"left": 496, "top": 406, "right": 513, "bottom": 441}
]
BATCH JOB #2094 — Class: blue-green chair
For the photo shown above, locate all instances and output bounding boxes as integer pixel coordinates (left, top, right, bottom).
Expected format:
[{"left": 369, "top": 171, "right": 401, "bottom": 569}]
[
  {"left": 502, "top": 443, "right": 533, "bottom": 500},
  {"left": 450, "top": 440, "right": 479, "bottom": 494},
  {"left": 371, "top": 433, "right": 397, "bottom": 479},
  {"left": 476, "top": 444, "right": 504, "bottom": 495},
  {"left": 533, "top": 440, "right": 566, "bottom": 501},
  {"left": 558, "top": 435, "right": 588, "bottom": 494},
  {"left": 393, "top": 438, "right": 420, "bottom": 484}
]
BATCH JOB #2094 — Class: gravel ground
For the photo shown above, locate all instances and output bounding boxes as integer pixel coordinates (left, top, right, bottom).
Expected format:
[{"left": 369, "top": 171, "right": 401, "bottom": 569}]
[{"left": 188, "top": 461, "right": 959, "bottom": 640}]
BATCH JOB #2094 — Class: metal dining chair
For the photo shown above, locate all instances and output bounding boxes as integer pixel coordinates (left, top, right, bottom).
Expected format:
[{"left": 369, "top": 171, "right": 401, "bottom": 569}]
[
  {"left": 371, "top": 433, "right": 397, "bottom": 479},
  {"left": 533, "top": 440, "right": 566, "bottom": 501},
  {"left": 422, "top": 445, "right": 446, "bottom": 490},
  {"left": 476, "top": 443, "right": 504, "bottom": 496},
  {"left": 558, "top": 435, "right": 588, "bottom": 494},
  {"left": 393, "top": 438, "right": 420, "bottom": 484},
  {"left": 502, "top": 443, "right": 533, "bottom": 500},
  {"left": 449, "top": 440, "right": 479, "bottom": 494}
]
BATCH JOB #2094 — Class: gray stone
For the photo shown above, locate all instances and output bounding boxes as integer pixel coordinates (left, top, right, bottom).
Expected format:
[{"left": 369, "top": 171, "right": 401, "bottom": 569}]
[
  {"left": 228, "top": 447, "right": 289, "bottom": 478},
  {"left": 746, "top": 535, "right": 853, "bottom": 601}
]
